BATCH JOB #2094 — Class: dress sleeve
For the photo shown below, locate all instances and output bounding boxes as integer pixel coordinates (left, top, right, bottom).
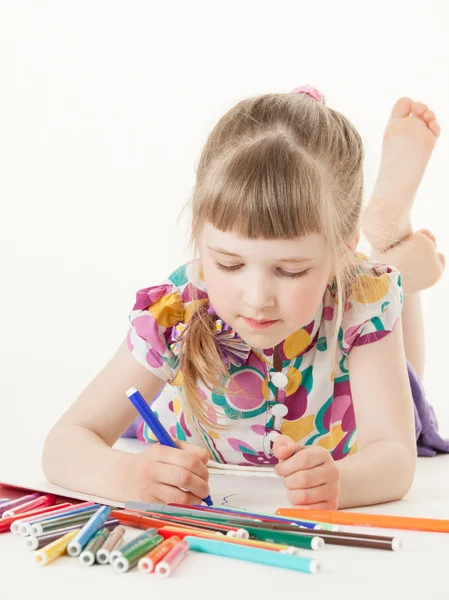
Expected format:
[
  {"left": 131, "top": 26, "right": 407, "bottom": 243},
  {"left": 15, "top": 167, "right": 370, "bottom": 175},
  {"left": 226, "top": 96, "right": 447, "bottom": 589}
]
[
  {"left": 340, "top": 262, "right": 404, "bottom": 356},
  {"left": 126, "top": 282, "right": 185, "bottom": 382}
]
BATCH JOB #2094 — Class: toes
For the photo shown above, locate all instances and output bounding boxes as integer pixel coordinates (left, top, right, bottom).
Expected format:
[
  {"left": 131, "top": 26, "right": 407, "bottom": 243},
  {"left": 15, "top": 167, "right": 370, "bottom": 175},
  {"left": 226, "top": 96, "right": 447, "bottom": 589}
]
[
  {"left": 391, "top": 97, "right": 414, "bottom": 119},
  {"left": 411, "top": 102, "right": 428, "bottom": 117},
  {"left": 428, "top": 119, "right": 441, "bottom": 137},
  {"left": 416, "top": 228, "right": 437, "bottom": 246},
  {"left": 438, "top": 252, "right": 446, "bottom": 270}
]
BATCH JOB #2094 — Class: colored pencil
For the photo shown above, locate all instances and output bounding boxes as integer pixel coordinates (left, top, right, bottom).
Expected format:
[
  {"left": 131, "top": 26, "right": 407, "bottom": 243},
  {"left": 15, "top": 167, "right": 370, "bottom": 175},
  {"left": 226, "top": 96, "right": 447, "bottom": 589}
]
[
  {"left": 126, "top": 387, "right": 213, "bottom": 506},
  {"left": 276, "top": 508, "right": 449, "bottom": 534},
  {"left": 185, "top": 536, "right": 320, "bottom": 574}
]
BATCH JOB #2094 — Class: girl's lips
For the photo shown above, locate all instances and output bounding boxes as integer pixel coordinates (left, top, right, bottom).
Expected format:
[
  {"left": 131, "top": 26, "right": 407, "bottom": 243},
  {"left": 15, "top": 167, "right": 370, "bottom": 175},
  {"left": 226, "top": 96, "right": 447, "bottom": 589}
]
[{"left": 242, "top": 316, "right": 279, "bottom": 330}]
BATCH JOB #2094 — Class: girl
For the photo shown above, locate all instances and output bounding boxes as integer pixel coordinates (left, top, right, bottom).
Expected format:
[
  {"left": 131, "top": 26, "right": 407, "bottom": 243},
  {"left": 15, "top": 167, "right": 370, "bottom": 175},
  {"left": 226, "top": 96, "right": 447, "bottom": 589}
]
[{"left": 42, "top": 85, "right": 448, "bottom": 510}]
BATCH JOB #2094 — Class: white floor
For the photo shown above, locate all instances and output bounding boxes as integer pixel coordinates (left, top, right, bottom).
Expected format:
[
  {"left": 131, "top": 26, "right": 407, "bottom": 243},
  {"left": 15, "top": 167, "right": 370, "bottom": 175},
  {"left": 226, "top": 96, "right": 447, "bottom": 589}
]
[{"left": 0, "top": 442, "right": 448, "bottom": 600}]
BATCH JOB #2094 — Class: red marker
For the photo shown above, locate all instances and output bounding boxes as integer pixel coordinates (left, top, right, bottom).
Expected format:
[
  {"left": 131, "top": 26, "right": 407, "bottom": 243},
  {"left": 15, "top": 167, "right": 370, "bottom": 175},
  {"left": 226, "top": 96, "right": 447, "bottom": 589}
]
[{"left": 1, "top": 502, "right": 73, "bottom": 534}]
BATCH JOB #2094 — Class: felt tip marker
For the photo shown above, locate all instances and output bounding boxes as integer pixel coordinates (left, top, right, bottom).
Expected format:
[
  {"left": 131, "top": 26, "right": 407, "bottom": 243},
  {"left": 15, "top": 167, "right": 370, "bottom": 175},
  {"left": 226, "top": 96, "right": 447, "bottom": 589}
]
[
  {"left": 155, "top": 539, "right": 190, "bottom": 578},
  {"left": 276, "top": 508, "right": 449, "bottom": 534},
  {"left": 67, "top": 506, "right": 111, "bottom": 557},
  {"left": 34, "top": 529, "right": 81, "bottom": 566},
  {"left": 109, "top": 529, "right": 158, "bottom": 564},
  {"left": 126, "top": 387, "right": 213, "bottom": 506},
  {"left": 113, "top": 534, "right": 164, "bottom": 573},
  {"left": 138, "top": 536, "right": 182, "bottom": 573},
  {"left": 4, "top": 503, "right": 73, "bottom": 535},
  {"left": 0, "top": 493, "right": 41, "bottom": 517},
  {"left": 96, "top": 525, "right": 126, "bottom": 565},
  {"left": 2, "top": 494, "right": 57, "bottom": 518},
  {"left": 185, "top": 536, "right": 320, "bottom": 574}
]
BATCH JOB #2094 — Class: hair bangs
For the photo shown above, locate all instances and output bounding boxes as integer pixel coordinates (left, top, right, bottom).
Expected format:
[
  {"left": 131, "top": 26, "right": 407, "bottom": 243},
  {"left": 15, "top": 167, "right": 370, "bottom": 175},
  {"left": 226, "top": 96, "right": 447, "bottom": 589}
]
[{"left": 193, "top": 135, "right": 327, "bottom": 241}]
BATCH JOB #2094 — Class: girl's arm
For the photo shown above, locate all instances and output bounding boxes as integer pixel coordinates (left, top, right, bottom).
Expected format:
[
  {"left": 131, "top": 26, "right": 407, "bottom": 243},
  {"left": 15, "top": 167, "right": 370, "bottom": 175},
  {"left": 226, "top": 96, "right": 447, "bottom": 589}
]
[
  {"left": 274, "top": 318, "right": 417, "bottom": 509},
  {"left": 336, "top": 317, "right": 417, "bottom": 508},
  {"left": 42, "top": 338, "right": 210, "bottom": 502}
]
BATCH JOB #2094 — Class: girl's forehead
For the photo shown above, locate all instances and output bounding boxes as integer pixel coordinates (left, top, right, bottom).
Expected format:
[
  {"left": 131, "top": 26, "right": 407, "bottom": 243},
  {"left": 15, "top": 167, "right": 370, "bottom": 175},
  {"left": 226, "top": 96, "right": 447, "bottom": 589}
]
[{"left": 200, "top": 223, "right": 327, "bottom": 261}]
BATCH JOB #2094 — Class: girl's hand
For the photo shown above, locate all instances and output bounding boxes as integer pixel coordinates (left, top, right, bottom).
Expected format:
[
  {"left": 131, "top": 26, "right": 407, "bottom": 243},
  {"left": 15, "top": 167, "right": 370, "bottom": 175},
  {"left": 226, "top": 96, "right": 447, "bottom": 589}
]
[
  {"left": 118, "top": 441, "right": 211, "bottom": 505},
  {"left": 273, "top": 435, "right": 340, "bottom": 510}
]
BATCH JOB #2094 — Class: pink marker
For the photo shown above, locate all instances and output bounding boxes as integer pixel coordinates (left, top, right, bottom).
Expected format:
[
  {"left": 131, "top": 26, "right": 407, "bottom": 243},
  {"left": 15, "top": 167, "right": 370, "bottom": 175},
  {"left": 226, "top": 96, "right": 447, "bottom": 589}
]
[
  {"left": 2, "top": 494, "right": 57, "bottom": 518},
  {"left": 13, "top": 502, "right": 95, "bottom": 535},
  {"left": 0, "top": 493, "right": 41, "bottom": 518},
  {"left": 155, "top": 540, "right": 190, "bottom": 578}
]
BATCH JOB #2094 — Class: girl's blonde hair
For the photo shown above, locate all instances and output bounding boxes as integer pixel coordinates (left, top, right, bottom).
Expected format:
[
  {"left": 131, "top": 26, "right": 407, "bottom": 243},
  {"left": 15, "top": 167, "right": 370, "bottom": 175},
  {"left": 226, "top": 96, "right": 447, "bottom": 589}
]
[{"left": 177, "top": 91, "right": 365, "bottom": 429}]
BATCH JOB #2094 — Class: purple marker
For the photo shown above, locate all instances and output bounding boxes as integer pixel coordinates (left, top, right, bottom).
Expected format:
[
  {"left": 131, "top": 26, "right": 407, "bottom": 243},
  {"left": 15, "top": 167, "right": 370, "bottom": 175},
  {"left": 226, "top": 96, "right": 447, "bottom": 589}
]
[{"left": 0, "top": 493, "right": 41, "bottom": 518}]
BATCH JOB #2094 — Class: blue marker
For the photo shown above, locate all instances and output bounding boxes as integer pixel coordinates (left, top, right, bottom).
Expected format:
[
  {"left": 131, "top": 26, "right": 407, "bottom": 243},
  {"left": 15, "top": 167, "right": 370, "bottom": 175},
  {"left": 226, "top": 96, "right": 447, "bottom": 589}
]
[
  {"left": 67, "top": 505, "right": 111, "bottom": 557},
  {"left": 126, "top": 387, "right": 213, "bottom": 506},
  {"left": 191, "top": 505, "right": 322, "bottom": 530},
  {"left": 184, "top": 536, "right": 320, "bottom": 574}
]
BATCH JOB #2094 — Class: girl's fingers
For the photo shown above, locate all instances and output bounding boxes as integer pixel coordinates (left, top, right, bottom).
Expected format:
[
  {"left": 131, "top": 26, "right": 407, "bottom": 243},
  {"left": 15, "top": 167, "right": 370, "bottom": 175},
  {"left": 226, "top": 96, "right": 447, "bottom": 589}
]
[
  {"left": 153, "top": 462, "right": 211, "bottom": 500},
  {"left": 272, "top": 435, "right": 298, "bottom": 461},
  {"left": 150, "top": 444, "right": 209, "bottom": 481},
  {"left": 286, "top": 484, "right": 338, "bottom": 507},
  {"left": 283, "top": 463, "right": 333, "bottom": 491},
  {"left": 178, "top": 441, "right": 210, "bottom": 464},
  {"left": 150, "top": 483, "right": 202, "bottom": 506},
  {"left": 275, "top": 447, "right": 325, "bottom": 477}
]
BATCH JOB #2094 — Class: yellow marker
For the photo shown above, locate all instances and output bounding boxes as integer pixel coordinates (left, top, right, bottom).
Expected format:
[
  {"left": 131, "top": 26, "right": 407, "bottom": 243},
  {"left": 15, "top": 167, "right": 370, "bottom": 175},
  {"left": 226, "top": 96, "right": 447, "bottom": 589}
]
[{"left": 34, "top": 529, "right": 80, "bottom": 566}]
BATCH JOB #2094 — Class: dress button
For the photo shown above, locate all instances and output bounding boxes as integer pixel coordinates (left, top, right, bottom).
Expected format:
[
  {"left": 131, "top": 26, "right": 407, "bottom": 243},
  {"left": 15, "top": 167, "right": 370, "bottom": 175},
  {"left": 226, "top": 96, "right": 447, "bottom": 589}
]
[
  {"left": 271, "top": 371, "right": 288, "bottom": 389},
  {"left": 270, "top": 404, "right": 289, "bottom": 418}
]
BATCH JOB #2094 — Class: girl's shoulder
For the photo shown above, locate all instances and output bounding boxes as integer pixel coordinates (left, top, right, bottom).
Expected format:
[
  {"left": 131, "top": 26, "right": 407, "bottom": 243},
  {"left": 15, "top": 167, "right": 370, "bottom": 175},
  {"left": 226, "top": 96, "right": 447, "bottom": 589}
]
[
  {"left": 127, "top": 259, "right": 209, "bottom": 382},
  {"left": 131, "top": 259, "right": 209, "bottom": 323},
  {"left": 334, "top": 251, "right": 404, "bottom": 356}
]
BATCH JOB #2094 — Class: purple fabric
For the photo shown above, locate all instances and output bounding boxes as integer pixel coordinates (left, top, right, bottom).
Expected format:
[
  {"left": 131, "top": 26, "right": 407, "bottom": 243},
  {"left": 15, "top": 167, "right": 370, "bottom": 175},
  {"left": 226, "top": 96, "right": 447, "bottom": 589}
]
[{"left": 407, "top": 361, "right": 449, "bottom": 457}]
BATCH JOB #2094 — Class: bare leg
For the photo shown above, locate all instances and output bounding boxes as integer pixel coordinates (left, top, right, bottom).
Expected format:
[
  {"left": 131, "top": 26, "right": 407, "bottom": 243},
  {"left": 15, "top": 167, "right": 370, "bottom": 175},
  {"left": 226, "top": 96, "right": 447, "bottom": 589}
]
[{"left": 362, "top": 98, "right": 446, "bottom": 378}]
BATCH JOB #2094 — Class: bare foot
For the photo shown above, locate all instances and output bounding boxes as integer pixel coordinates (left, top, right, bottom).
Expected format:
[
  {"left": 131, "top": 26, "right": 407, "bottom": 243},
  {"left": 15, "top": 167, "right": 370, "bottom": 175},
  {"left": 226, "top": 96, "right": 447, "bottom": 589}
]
[
  {"left": 372, "top": 229, "right": 445, "bottom": 294},
  {"left": 362, "top": 97, "right": 441, "bottom": 252}
]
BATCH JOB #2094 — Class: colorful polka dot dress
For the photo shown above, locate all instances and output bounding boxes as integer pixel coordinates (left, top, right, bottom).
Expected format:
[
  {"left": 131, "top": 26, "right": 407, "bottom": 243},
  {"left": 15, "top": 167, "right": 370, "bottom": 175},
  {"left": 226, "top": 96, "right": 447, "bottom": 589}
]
[{"left": 127, "top": 252, "right": 404, "bottom": 465}]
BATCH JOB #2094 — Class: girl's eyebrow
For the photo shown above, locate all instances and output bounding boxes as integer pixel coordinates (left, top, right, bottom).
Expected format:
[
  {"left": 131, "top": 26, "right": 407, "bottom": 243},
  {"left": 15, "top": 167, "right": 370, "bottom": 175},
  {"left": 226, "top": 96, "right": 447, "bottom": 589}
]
[{"left": 206, "top": 245, "right": 314, "bottom": 264}]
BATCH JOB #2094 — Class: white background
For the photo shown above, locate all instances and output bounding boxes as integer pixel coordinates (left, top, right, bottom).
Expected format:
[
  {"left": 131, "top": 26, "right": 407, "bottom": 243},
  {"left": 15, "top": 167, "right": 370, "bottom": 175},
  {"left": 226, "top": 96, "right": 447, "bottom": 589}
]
[
  {"left": 0, "top": 0, "right": 448, "bottom": 502},
  {"left": 0, "top": 2, "right": 448, "bottom": 598}
]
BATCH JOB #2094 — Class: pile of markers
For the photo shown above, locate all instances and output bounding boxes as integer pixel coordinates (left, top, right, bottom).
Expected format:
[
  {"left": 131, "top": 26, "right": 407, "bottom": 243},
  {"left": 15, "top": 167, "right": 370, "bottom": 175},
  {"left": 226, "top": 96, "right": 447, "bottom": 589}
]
[{"left": 0, "top": 493, "right": 421, "bottom": 577}]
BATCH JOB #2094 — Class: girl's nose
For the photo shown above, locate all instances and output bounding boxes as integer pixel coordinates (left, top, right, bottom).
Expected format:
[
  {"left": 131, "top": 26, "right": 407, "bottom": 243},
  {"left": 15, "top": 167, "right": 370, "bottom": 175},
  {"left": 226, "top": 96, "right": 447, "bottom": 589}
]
[{"left": 242, "top": 277, "right": 275, "bottom": 312}]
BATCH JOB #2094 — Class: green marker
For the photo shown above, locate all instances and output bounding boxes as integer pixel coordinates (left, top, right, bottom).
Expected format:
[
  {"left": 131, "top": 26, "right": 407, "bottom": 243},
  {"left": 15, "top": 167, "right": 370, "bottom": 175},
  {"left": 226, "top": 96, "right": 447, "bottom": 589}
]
[
  {"left": 113, "top": 534, "right": 164, "bottom": 573},
  {"left": 243, "top": 525, "right": 324, "bottom": 550}
]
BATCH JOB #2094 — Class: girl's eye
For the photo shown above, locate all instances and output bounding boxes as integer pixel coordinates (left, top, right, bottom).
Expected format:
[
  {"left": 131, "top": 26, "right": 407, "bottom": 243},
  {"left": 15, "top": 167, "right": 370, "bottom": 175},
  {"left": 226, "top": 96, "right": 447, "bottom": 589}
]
[
  {"left": 279, "top": 269, "right": 310, "bottom": 279},
  {"left": 213, "top": 261, "right": 310, "bottom": 279},
  {"left": 214, "top": 261, "right": 242, "bottom": 273}
]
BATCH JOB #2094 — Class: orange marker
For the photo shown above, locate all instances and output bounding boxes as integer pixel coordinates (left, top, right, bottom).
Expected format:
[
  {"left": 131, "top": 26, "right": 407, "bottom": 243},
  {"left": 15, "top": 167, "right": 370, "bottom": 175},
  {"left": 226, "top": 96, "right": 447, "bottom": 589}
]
[
  {"left": 138, "top": 536, "right": 182, "bottom": 573},
  {"left": 158, "top": 526, "right": 302, "bottom": 555},
  {"left": 276, "top": 508, "right": 449, "bottom": 534}
]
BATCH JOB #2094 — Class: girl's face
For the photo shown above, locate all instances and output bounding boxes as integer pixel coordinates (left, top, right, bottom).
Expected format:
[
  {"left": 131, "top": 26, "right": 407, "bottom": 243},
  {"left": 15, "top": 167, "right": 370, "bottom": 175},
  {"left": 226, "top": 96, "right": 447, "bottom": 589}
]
[{"left": 199, "top": 223, "right": 334, "bottom": 349}]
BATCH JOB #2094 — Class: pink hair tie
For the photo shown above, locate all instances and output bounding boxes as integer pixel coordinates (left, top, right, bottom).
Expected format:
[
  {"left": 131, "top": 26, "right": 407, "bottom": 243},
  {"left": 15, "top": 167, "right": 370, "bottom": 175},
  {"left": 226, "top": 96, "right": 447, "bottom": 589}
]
[{"left": 290, "top": 85, "right": 324, "bottom": 103}]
